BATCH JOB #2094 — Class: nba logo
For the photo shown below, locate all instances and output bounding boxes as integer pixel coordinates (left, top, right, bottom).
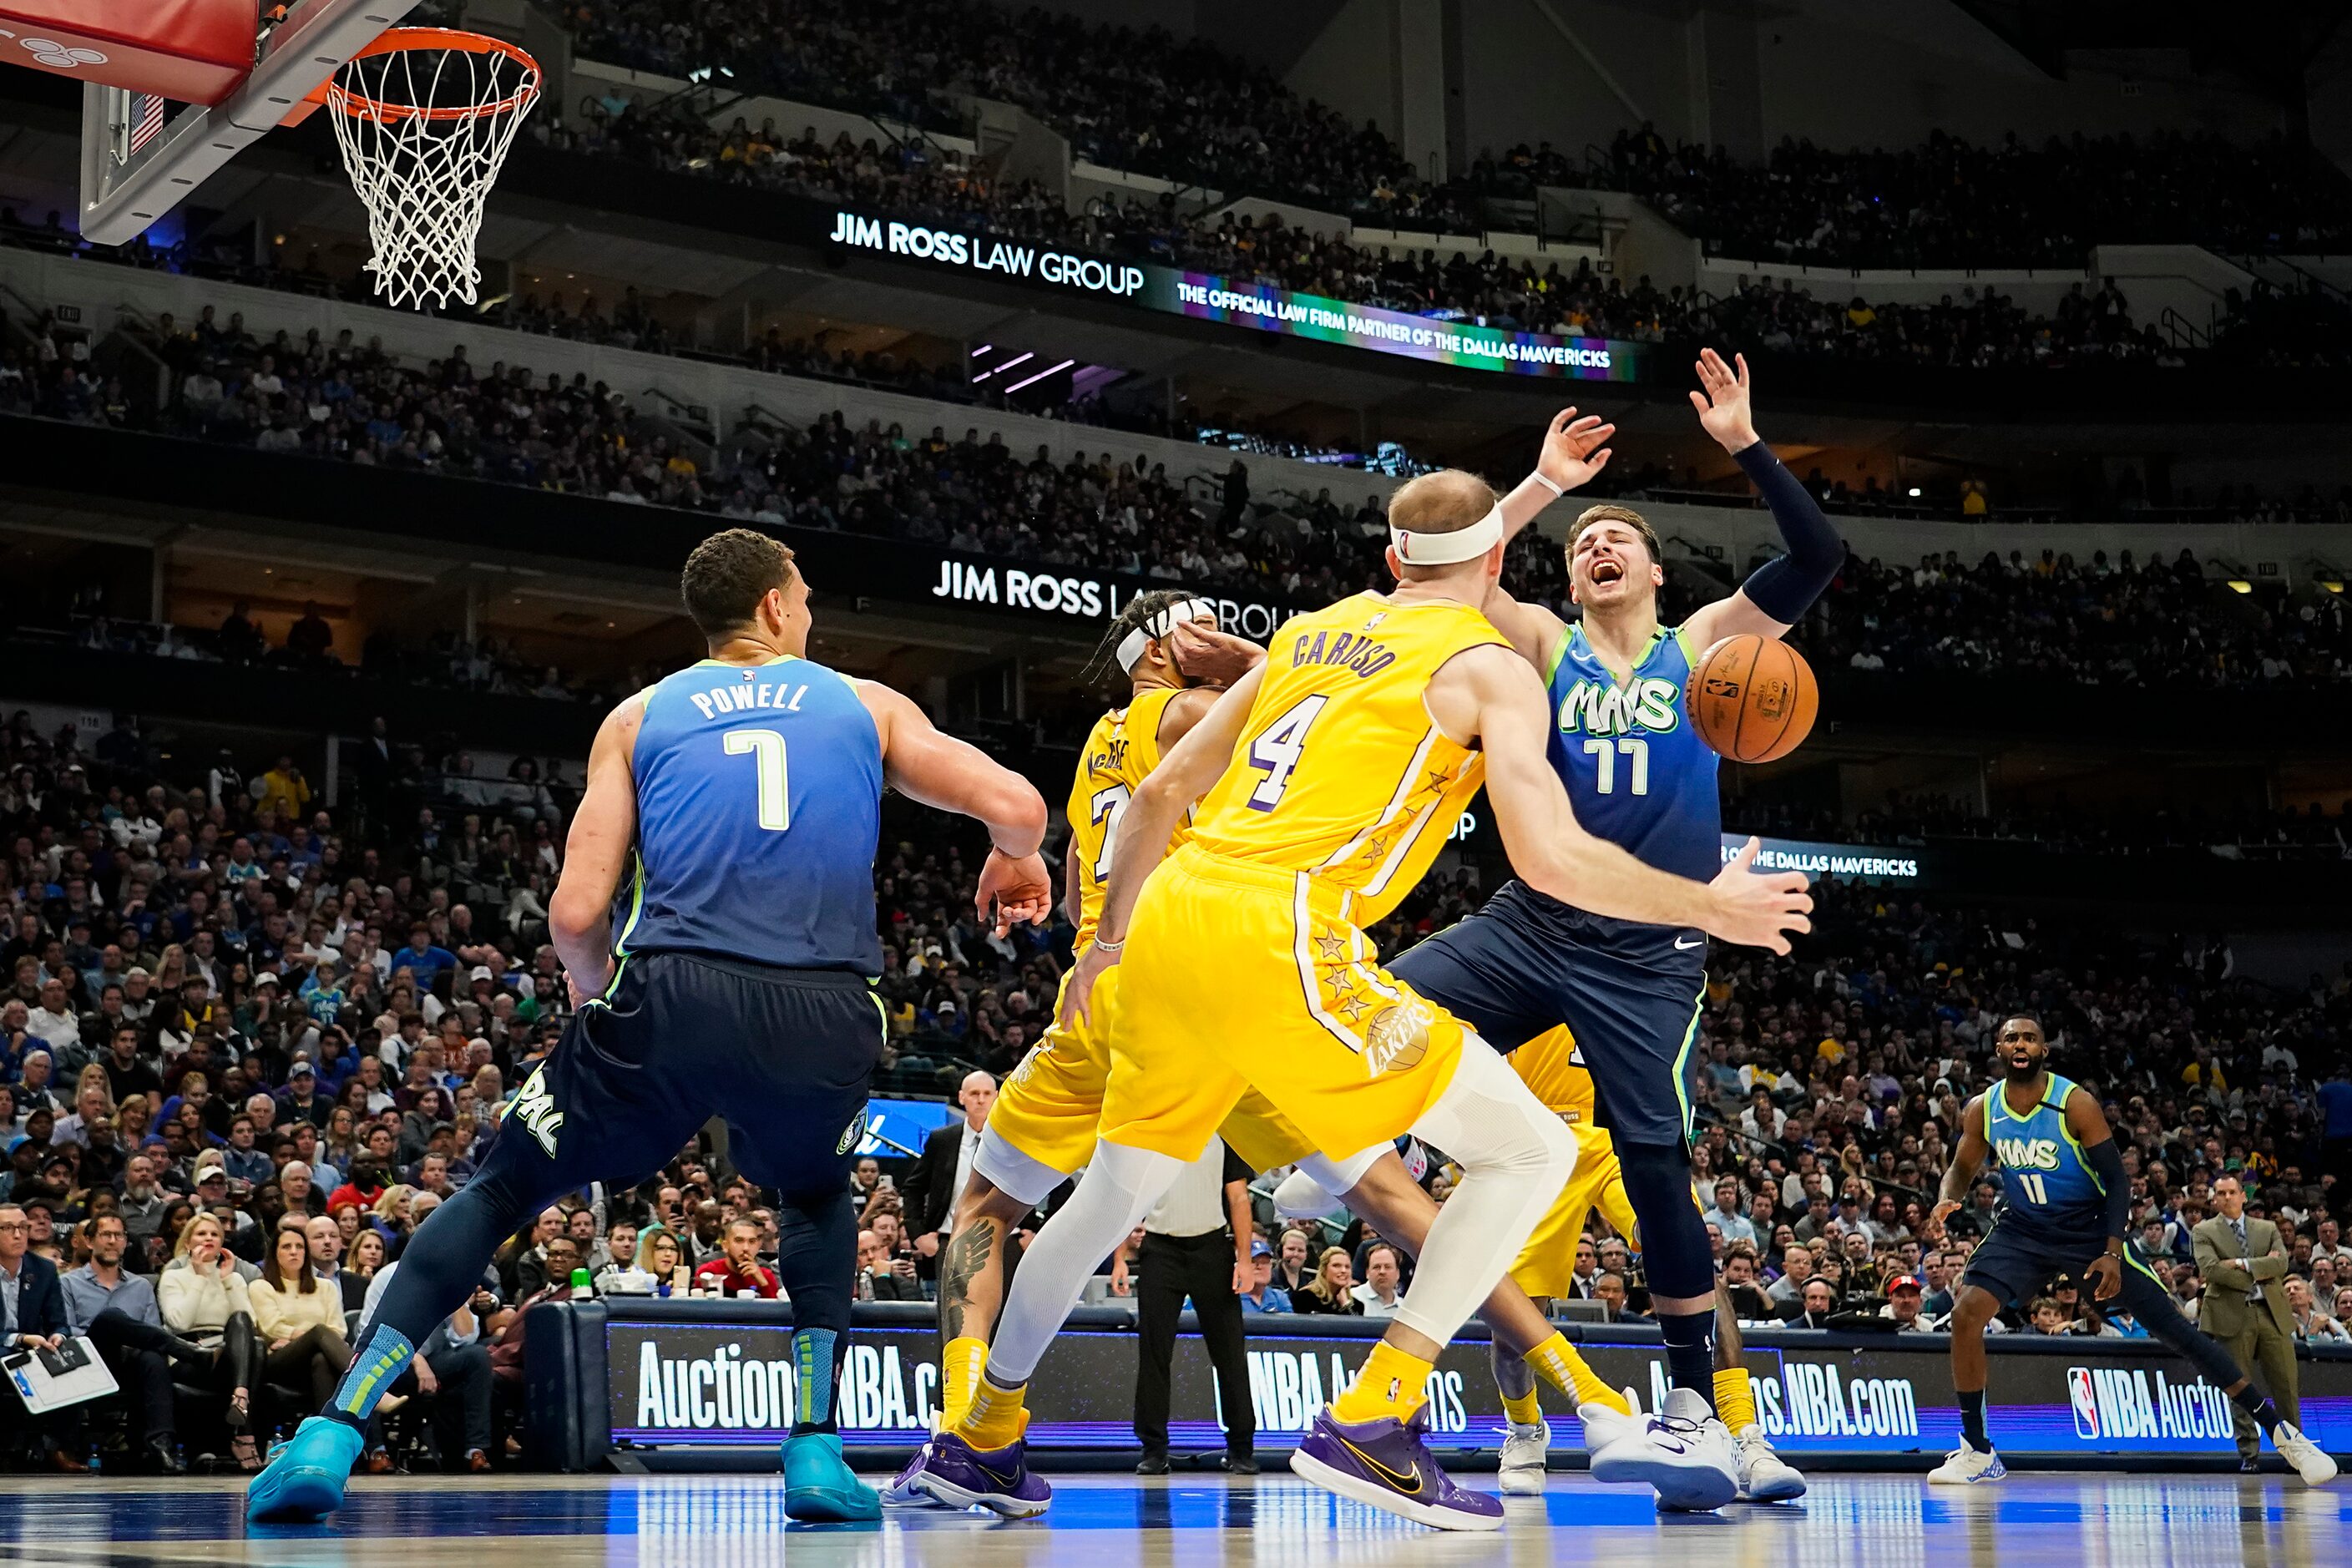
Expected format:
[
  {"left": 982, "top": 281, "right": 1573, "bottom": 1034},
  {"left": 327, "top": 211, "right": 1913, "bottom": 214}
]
[{"left": 2067, "top": 1367, "right": 2100, "bottom": 1439}]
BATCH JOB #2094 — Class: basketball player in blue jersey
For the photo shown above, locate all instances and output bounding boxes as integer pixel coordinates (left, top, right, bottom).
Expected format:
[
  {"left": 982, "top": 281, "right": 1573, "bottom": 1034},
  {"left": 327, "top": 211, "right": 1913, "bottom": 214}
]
[
  {"left": 1926, "top": 1014, "right": 2336, "bottom": 1487},
  {"left": 248, "top": 529, "right": 1054, "bottom": 1525},
  {"left": 1289, "top": 352, "right": 1844, "bottom": 1508}
]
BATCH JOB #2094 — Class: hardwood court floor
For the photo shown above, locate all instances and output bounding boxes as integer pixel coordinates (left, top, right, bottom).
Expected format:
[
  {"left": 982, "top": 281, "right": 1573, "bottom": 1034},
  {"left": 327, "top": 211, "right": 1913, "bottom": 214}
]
[{"left": 1, "top": 1471, "right": 2344, "bottom": 1567}]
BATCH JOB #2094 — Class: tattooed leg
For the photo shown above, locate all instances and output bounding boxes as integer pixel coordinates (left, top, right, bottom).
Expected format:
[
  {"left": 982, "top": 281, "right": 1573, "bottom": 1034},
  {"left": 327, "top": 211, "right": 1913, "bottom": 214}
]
[{"left": 935, "top": 1176, "right": 1037, "bottom": 1426}]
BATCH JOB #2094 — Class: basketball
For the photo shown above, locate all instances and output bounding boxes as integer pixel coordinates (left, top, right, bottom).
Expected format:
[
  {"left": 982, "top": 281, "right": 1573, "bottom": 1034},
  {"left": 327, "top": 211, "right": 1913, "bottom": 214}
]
[{"left": 1685, "top": 635, "right": 1818, "bottom": 763}]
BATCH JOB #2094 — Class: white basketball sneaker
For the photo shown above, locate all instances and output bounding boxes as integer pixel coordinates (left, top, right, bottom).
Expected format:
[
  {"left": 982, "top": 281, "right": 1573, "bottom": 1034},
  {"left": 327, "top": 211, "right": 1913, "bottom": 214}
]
[
  {"left": 1588, "top": 1386, "right": 1739, "bottom": 1511},
  {"left": 1576, "top": 1388, "right": 1641, "bottom": 1456},
  {"left": 1498, "top": 1420, "right": 1550, "bottom": 1495},
  {"left": 1732, "top": 1424, "right": 1807, "bottom": 1501},
  {"left": 2271, "top": 1423, "right": 2339, "bottom": 1486},
  {"left": 1927, "top": 1444, "right": 2007, "bottom": 1485}
]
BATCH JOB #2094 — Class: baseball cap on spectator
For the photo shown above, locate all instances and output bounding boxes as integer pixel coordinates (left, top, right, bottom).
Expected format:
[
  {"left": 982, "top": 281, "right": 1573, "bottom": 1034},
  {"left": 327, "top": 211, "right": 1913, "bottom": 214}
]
[
  {"left": 469, "top": 965, "right": 496, "bottom": 985},
  {"left": 255, "top": 973, "right": 281, "bottom": 990},
  {"left": 1251, "top": 1237, "right": 1272, "bottom": 1258},
  {"left": 289, "top": 1060, "right": 316, "bottom": 1079},
  {"left": 1887, "top": 1274, "right": 1923, "bottom": 1293}
]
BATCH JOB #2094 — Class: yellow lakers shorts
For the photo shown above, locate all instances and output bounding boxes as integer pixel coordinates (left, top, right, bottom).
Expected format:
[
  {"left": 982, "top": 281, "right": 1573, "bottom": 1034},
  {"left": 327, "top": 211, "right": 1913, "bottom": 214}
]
[
  {"left": 1104, "top": 845, "right": 1468, "bottom": 1162},
  {"left": 1509, "top": 1121, "right": 1636, "bottom": 1298},
  {"left": 988, "top": 965, "right": 1118, "bottom": 1176},
  {"left": 992, "top": 958, "right": 1313, "bottom": 1176}
]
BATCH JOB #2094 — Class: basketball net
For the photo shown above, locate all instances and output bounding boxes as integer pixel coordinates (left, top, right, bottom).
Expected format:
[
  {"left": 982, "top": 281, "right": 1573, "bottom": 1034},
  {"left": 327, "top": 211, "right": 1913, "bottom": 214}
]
[{"left": 323, "top": 29, "right": 540, "bottom": 310}]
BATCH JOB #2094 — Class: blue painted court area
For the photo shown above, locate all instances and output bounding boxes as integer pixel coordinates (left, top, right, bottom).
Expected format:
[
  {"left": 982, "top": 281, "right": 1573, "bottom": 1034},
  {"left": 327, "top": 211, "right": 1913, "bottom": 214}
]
[{"left": 1, "top": 1473, "right": 2345, "bottom": 1567}]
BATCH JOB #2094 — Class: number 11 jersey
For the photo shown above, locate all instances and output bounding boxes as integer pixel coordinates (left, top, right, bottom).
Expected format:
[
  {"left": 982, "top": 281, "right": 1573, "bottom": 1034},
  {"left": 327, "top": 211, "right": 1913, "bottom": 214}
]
[
  {"left": 1187, "top": 593, "right": 1506, "bottom": 925},
  {"left": 620, "top": 654, "right": 883, "bottom": 974}
]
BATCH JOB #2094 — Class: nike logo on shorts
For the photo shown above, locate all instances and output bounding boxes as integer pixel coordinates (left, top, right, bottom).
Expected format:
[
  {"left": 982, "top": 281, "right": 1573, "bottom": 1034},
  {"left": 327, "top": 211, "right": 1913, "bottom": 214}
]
[{"left": 1674, "top": 935, "right": 1704, "bottom": 949}]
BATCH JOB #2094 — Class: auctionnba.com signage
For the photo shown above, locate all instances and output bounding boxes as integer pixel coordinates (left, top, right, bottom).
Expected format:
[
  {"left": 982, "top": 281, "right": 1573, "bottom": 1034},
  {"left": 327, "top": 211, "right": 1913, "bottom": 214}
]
[
  {"left": 823, "top": 208, "right": 1649, "bottom": 382},
  {"left": 526, "top": 1301, "right": 2352, "bottom": 1469}
]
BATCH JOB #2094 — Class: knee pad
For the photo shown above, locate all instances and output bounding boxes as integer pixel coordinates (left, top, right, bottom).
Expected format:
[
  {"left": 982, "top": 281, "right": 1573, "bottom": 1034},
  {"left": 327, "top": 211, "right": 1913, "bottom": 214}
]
[{"left": 1614, "top": 1140, "right": 1714, "bottom": 1299}]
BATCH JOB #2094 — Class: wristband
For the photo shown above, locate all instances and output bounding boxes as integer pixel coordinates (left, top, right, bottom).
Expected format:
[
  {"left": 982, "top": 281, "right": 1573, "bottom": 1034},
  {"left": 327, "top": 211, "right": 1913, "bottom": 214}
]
[
  {"left": 1091, "top": 936, "right": 1125, "bottom": 953},
  {"left": 1528, "top": 472, "right": 1565, "bottom": 498}
]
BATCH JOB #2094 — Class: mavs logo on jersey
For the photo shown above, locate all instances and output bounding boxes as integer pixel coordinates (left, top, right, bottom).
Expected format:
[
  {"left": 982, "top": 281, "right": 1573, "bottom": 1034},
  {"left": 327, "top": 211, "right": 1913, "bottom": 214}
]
[
  {"left": 1985, "top": 1073, "right": 2105, "bottom": 1225},
  {"left": 1545, "top": 625, "right": 1719, "bottom": 883}
]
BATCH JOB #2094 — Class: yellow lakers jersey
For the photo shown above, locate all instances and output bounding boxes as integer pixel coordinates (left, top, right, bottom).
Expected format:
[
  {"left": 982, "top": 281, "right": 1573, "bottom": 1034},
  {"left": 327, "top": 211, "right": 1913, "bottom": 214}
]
[
  {"left": 1510, "top": 1026, "right": 1598, "bottom": 1125},
  {"left": 1067, "top": 685, "right": 1184, "bottom": 949},
  {"left": 1190, "top": 593, "right": 1506, "bottom": 926}
]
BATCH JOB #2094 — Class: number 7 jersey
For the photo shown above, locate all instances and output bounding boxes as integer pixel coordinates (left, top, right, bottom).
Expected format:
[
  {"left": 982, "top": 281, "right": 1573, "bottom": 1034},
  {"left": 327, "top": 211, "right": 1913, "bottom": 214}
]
[
  {"left": 620, "top": 654, "right": 883, "bottom": 974},
  {"left": 1187, "top": 593, "right": 1508, "bottom": 925},
  {"left": 1067, "top": 685, "right": 1182, "bottom": 953}
]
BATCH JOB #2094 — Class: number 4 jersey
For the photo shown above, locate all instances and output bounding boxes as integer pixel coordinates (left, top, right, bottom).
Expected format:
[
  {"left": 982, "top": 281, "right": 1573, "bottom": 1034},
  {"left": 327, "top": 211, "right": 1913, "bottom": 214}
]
[
  {"left": 1187, "top": 593, "right": 1506, "bottom": 926},
  {"left": 618, "top": 655, "right": 884, "bottom": 974}
]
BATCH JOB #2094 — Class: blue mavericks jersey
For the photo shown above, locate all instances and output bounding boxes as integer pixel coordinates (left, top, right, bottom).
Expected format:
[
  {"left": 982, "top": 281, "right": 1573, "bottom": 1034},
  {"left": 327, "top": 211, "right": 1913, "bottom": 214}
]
[
  {"left": 1545, "top": 623, "right": 1721, "bottom": 883},
  {"left": 1985, "top": 1073, "right": 2105, "bottom": 1229},
  {"left": 617, "top": 655, "right": 883, "bottom": 974}
]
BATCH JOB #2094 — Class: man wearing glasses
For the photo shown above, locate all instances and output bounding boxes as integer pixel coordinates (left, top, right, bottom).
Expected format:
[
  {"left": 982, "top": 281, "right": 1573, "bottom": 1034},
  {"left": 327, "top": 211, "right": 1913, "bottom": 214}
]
[{"left": 1, "top": 1203, "right": 85, "bottom": 1471}]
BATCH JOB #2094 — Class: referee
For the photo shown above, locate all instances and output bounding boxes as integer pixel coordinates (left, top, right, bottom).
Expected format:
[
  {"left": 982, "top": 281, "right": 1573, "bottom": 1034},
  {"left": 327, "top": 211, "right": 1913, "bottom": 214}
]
[{"left": 1131, "top": 1136, "right": 1257, "bottom": 1474}]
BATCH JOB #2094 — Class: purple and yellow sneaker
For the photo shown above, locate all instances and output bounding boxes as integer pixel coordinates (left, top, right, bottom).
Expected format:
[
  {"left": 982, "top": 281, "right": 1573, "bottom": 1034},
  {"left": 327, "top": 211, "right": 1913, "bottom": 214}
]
[
  {"left": 1288, "top": 1409, "right": 1504, "bottom": 1532},
  {"left": 903, "top": 1431, "right": 1052, "bottom": 1519}
]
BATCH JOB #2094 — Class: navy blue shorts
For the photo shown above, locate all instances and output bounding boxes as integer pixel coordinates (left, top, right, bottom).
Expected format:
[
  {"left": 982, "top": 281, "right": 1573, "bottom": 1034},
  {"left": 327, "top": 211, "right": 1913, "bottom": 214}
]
[
  {"left": 1386, "top": 880, "right": 1707, "bottom": 1148},
  {"left": 499, "top": 950, "right": 883, "bottom": 1198},
  {"left": 1963, "top": 1218, "right": 2170, "bottom": 1310}
]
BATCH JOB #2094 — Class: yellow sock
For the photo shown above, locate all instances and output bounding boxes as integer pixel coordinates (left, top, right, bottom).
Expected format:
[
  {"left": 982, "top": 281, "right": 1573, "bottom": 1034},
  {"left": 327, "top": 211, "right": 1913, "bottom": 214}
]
[
  {"left": 954, "top": 1372, "right": 1029, "bottom": 1451},
  {"left": 1713, "top": 1367, "right": 1756, "bottom": 1434},
  {"left": 1501, "top": 1386, "right": 1544, "bottom": 1426},
  {"left": 939, "top": 1336, "right": 989, "bottom": 1429},
  {"left": 1525, "top": 1333, "right": 1630, "bottom": 1416},
  {"left": 1330, "top": 1342, "right": 1433, "bottom": 1425}
]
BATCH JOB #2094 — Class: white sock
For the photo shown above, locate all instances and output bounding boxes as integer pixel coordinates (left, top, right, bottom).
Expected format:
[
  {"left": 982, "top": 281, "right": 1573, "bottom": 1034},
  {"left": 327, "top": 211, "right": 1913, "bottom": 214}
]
[
  {"left": 984, "top": 1139, "right": 1185, "bottom": 1385},
  {"left": 1392, "top": 1034, "right": 1575, "bottom": 1344}
]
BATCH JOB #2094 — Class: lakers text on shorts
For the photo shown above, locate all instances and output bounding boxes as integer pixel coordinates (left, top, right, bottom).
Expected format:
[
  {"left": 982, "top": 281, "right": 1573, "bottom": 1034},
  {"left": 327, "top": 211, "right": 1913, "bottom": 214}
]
[
  {"left": 1509, "top": 1123, "right": 1634, "bottom": 1298},
  {"left": 1103, "top": 844, "right": 1469, "bottom": 1161}
]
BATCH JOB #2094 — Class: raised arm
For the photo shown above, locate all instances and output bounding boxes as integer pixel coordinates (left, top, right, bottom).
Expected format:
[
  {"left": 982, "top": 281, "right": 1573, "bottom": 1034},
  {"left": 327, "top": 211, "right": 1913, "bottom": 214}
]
[
  {"left": 857, "top": 680, "right": 1052, "bottom": 934},
  {"left": 1061, "top": 662, "right": 1267, "bottom": 1026},
  {"left": 1680, "top": 349, "right": 1846, "bottom": 649},
  {"left": 548, "top": 693, "right": 647, "bottom": 1004},
  {"left": 1480, "top": 407, "right": 1615, "bottom": 665},
  {"left": 1434, "top": 645, "right": 1809, "bottom": 949}
]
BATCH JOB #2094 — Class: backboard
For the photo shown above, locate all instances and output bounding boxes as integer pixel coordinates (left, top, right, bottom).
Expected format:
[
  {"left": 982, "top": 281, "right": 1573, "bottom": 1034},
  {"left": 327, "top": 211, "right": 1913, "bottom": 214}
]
[{"left": 72, "top": 0, "right": 422, "bottom": 245}]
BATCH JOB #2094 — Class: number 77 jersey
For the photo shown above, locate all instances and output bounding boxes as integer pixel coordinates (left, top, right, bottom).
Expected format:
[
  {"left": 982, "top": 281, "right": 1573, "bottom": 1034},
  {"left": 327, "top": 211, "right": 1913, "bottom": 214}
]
[
  {"left": 1545, "top": 622, "right": 1721, "bottom": 883},
  {"left": 1187, "top": 593, "right": 1508, "bottom": 926},
  {"left": 620, "top": 654, "right": 884, "bottom": 974}
]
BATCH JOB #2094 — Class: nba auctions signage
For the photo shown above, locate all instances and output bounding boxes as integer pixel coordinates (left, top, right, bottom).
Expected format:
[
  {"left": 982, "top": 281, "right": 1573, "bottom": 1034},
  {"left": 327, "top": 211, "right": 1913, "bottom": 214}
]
[{"left": 823, "top": 207, "right": 1648, "bottom": 383}]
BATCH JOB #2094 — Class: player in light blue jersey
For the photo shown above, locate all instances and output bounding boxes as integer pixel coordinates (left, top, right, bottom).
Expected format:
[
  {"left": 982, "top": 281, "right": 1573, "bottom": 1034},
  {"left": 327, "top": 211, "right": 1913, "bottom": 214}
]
[
  {"left": 250, "top": 530, "right": 1053, "bottom": 1526},
  {"left": 1925, "top": 1014, "right": 2335, "bottom": 1487}
]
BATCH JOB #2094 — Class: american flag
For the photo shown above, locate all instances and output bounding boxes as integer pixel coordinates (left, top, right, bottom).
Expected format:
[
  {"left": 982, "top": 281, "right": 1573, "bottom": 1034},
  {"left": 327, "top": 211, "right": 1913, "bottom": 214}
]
[{"left": 127, "top": 94, "right": 167, "bottom": 159}]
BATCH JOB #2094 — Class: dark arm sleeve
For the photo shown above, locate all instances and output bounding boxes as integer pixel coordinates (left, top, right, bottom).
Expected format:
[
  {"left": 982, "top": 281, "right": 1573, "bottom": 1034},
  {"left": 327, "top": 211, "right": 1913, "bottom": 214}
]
[
  {"left": 2086, "top": 1138, "right": 2132, "bottom": 1241},
  {"left": 1732, "top": 440, "right": 1845, "bottom": 623}
]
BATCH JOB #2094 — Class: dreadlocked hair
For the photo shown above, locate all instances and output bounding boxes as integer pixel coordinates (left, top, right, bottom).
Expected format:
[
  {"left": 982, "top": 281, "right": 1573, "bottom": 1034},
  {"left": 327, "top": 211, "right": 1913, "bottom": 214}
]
[{"left": 1080, "top": 589, "right": 1200, "bottom": 686}]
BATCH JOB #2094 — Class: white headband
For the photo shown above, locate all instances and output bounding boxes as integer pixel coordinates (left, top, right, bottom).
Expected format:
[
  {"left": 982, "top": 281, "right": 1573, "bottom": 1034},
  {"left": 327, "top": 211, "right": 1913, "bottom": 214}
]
[
  {"left": 1390, "top": 503, "right": 1504, "bottom": 566},
  {"left": 1116, "top": 597, "right": 1217, "bottom": 673}
]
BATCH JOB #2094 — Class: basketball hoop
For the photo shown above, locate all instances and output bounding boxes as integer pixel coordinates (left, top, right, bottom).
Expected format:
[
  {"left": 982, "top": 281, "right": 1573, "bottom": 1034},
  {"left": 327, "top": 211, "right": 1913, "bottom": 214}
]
[{"left": 319, "top": 28, "right": 540, "bottom": 310}]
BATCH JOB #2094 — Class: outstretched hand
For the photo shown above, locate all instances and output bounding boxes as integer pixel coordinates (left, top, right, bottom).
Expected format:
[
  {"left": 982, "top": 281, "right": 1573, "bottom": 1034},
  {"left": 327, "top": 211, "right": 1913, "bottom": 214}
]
[
  {"left": 975, "top": 847, "right": 1054, "bottom": 937},
  {"left": 1166, "top": 620, "right": 1260, "bottom": 687},
  {"left": 1687, "top": 347, "right": 1760, "bottom": 453},
  {"left": 1536, "top": 407, "right": 1616, "bottom": 493},
  {"left": 1702, "top": 836, "right": 1812, "bottom": 954}
]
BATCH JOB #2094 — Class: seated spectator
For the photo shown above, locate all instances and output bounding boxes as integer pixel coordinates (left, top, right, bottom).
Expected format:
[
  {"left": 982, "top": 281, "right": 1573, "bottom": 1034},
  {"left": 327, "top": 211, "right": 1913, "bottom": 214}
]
[
  {"left": 61, "top": 1212, "right": 210, "bottom": 1471},
  {"left": 693, "top": 1218, "right": 782, "bottom": 1299},
  {"left": 1239, "top": 1238, "right": 1290, "bottom": 1314},
  {"left": 1287, "top": 1246, "right": 1362, "bottom": 1316},
  {"left": 248, "top": 1223, "right": 354, "bottom": 1412},
  {"left": 1348, "top": 1242, "right": 1405, "bottom": 1318},
  {"left": 157, "top": 1211, "right": 260, "bottom": 1469}
]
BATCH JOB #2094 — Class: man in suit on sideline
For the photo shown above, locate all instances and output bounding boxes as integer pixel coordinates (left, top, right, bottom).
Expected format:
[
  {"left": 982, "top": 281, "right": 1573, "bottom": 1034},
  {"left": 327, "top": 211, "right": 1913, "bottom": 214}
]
[
  {"left": 903, "top": 1071, "right": 999, "bottom": 1276},
  {"left": 1, "top": 1201, "right": 87, "bottom": 1471},
  {"left": 2195, "top": 1175, "right": 2301, "bottom": 1471}
]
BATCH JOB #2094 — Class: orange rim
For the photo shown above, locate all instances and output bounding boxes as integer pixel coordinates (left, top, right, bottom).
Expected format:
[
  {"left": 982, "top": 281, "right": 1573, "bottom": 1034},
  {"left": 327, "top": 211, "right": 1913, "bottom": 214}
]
[{"left": 318, "top": 28, "right": 541, "bottom": 123}]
